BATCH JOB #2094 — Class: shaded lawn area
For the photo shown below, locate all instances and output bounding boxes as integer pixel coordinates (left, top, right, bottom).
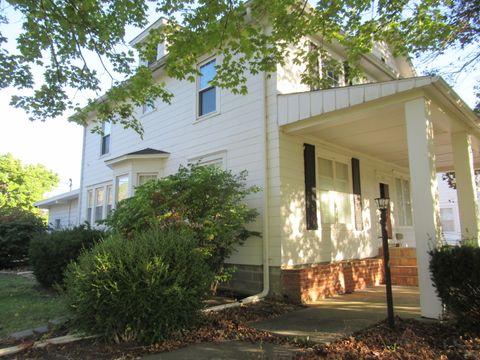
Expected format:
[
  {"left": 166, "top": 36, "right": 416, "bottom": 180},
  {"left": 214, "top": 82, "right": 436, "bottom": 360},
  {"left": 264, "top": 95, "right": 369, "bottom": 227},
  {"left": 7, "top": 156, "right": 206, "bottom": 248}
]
[{"left": 0, "top": 274, "right": 66, "bottom": 339}]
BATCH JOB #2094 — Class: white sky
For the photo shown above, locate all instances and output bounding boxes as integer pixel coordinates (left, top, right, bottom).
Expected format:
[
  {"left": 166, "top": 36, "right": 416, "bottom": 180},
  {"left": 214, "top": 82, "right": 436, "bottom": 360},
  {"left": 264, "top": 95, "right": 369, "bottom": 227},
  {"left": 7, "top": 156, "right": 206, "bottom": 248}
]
[{"left": 0, "top": 6, "right": 478, "bottom": 198}]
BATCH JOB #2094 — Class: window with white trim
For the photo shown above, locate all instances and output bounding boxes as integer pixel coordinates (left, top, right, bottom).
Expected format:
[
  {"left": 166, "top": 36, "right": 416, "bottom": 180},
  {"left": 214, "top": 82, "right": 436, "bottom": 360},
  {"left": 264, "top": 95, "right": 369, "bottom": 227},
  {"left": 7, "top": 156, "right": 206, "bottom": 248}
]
[
  {"left": 142, "top": 102, "right": 155, "bottom": 114},
  {"left": 86, "top": 183, "right": 112, "bottom": 224},
  {"left": 138, "top": 173, "right": 157, "bottom": 186},
  {"left": 198, "top": 59, "right": 216, "bottom": 117},
  {"left": 94, "top": 187, "right": 105, "bottom": 222},
  {"left": 101, "top": 121, "right": 111, "bottom": 155},
  {"left": 440, "top": 208, "right": 455, "bottom": 232},
  {"left": 116, "top": 174, "right": 129, "bottom": 203},
  {"left": 318, "top": 157, "right": 352, "bottom": 224},
  {"left": 106, "top": 185, "right": 113, "bottom": 214},
  {"left": 87, "top": 190, "right": 93, "bottom": 223},
  {"left": 395, "top": 178, "right": 413, "bottom": 226},
  {"left": 189, "top": 151, "right": 226, "bottom": 170},
  {"left": 54, "top": 219, "right": 61, "bottom": 229}
]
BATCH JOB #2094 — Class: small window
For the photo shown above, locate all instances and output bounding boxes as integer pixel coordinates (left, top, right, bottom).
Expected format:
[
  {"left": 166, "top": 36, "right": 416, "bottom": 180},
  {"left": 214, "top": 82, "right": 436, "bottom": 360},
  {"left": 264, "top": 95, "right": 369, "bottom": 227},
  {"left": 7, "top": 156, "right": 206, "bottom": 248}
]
[
  {"left": 87, "top": 189, "right": 93, "bottom": 223},
  {"left": 142, "top": 102, "right": 155, "bottom": 114},
  {"left": 54, "top": 219, "right": 61, "bottom": 229},
  {"left": 116, "top": 175, "right": 129, "bottom": 203},
  {"left": 198, "top": 59, "right": 216, "bottom": 116},
  {"left": 94, "top": 187, "right": 105, "bottom": 221},
  {"left": 106, "top": 185, "right": 113, "bottom": 214},
  {"left": 101, "top": 122, "right": 111, "bottom": 155},
  {"left": 138, "top": 173, "right": 157, "bottom": 186}
]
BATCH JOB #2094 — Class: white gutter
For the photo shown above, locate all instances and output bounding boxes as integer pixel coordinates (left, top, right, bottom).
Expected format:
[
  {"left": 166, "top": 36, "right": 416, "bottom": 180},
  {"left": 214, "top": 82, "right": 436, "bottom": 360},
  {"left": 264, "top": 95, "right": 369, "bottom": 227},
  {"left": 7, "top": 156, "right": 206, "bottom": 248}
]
[{"left": 205, "top": 70, "right": 270, "bottom": 312}]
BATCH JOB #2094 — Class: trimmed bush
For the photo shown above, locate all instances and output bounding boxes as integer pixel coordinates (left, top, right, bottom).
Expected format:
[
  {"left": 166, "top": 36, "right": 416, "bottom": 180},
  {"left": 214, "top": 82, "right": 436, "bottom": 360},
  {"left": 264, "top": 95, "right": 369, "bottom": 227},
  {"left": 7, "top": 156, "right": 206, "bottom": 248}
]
[
  {"left": 29, "top": 224, "right": 105, "bottom": 288},
  {"left": 64, "top": 228, "right": 214, "bottom": 343},
  {"left": 0, "top": 209, "right": 46, "bottom": 268},
  {"left": 105, "top": 164, "right": 259, "bottom": 281},
  {"left": 429, "top": 244, "right": 480, "bottom": 330}
]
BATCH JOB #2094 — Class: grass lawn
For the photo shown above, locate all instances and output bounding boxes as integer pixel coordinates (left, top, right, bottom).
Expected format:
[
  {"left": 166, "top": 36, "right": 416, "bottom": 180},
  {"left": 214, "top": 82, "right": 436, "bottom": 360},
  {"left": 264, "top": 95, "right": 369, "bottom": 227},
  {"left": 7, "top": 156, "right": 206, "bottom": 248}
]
[{"left": 0, "top": 274, "right": 66, "bottom": 339}]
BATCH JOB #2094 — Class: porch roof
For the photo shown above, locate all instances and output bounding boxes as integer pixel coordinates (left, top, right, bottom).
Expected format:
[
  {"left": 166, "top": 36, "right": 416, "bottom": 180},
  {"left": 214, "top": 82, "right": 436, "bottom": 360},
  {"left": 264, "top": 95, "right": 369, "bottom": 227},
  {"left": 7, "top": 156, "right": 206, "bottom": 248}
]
[
  {"left": 279, "top": 76, "right": 480, "bottom": 171},
  {"left": 35, "top": 189, "right": 80, "bottom": 208}
]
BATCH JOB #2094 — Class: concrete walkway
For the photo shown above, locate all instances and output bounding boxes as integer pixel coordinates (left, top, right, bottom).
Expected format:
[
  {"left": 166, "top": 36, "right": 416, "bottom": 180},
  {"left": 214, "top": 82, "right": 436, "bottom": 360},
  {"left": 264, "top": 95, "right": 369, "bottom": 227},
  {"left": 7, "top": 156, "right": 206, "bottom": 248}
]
[{"left": 145, "top": 285, "right": 420, "bottom": 359}]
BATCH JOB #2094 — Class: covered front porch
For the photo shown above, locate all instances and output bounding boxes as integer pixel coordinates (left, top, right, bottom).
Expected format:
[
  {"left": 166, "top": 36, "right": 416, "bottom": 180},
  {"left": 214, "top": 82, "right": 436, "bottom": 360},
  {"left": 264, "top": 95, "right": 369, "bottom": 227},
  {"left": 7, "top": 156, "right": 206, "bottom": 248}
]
[{"left": 278, "top": 76, "right": 480, "bottom": 318}]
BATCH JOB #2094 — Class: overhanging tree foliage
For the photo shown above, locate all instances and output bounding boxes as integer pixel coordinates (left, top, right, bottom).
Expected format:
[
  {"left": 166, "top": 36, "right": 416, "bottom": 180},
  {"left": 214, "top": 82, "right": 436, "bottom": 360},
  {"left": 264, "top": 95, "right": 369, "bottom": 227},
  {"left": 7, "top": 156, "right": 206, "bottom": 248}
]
[{"left": 1, "top": 0, "right": 478, "bottom": 135}]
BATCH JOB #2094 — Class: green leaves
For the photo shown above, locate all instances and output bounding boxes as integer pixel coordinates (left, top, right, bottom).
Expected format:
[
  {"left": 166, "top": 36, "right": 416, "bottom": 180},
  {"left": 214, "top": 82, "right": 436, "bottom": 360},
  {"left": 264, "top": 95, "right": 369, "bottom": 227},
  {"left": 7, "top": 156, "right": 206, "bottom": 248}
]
[
  {"left": 1, "top": 0, "right": 478, "bottom": 132},
  {"left": 0, "top": 153, "right": 59, "bottom": 214}
]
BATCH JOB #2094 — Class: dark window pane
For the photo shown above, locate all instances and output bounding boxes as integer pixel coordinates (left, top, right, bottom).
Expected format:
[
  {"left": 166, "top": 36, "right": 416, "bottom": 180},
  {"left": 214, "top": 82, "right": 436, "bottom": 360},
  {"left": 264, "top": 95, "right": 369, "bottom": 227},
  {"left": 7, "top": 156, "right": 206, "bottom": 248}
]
[
  {"left": 199, "top": 87, "right": 216, "bottom": 116},
  {"left": 102, "top": 134, "right": 110, "bottom": 155}
]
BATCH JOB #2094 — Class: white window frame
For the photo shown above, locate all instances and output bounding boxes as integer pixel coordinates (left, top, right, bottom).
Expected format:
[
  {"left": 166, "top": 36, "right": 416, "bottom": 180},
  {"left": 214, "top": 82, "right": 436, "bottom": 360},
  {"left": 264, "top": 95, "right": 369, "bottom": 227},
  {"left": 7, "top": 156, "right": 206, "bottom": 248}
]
[
  {"left": 142, "top": 101, "right": 155, "bottom": 115},
  {"left": 316, "top": 156, "right": 353, "bottom": 226},
  {"left": 100, "top": 121, "right": 111, "bottom": 156},
  {"left": 137, "top": 172, "right": 158, "bottom": 187},
  {"left": 115, "top": 174, "right": 130, "bottom": 204},
  {"left": 86, "top": 182, "right": 113, "bottom": 224},
  {"left": 197, "top": 57, "right": 219, "bottom": 119},
  {"left": 440, "top": 207, "right": 456, "bottom": 233},
  {"left": 188, "top": 150, "right": 227, "bottom": 170}
]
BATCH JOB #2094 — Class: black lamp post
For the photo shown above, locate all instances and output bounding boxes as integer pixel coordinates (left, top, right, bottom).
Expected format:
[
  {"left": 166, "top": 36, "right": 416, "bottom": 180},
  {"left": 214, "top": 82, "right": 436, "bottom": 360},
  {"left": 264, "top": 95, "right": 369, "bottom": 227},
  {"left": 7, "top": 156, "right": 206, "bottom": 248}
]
[{"left": 375, "top": 197, "right": 395, "bottom": 329}]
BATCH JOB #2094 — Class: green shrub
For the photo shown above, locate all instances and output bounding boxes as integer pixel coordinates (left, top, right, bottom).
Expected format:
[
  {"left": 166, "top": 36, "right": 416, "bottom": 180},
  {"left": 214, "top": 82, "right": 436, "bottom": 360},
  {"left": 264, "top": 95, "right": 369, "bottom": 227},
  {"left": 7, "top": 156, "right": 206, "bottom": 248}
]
[
  {"left": 29, "top": 224, "right": 105, "bottom": 288},
  {"left": 429, "top": 243, "right": 480, "bottom": 330},
  {"left": 105, "top": 164, "right": 260, "bottom": 280},
  {"left": 64, "top": 228, "right": 214, "bottom": 343},
  {"left": 0, "top": 209, "right": 46, "bottom": 268}
]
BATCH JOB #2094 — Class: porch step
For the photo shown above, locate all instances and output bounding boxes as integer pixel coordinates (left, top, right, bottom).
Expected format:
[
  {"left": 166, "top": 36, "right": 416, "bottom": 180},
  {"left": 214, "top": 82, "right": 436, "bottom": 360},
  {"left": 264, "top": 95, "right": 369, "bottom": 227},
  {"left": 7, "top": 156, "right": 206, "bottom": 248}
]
[{"left": 380, "top": 247, "right": 418, "bottom": 287}]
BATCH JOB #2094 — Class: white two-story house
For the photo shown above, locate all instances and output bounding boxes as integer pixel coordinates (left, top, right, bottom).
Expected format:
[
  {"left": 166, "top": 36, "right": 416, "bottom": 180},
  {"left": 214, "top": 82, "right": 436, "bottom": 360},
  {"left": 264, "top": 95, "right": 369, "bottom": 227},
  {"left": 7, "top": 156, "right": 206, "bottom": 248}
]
[{"left": 41, "top": 17, "right": 480, "bottom": 319}]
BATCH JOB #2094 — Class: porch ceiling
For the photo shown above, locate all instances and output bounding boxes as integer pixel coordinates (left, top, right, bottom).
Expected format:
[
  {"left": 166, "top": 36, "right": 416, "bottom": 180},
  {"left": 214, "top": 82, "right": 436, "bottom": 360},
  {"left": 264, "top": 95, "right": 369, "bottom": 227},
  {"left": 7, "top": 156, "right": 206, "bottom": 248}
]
[{"left": 280, "top": 77, "right": 480, "bottom": 171}]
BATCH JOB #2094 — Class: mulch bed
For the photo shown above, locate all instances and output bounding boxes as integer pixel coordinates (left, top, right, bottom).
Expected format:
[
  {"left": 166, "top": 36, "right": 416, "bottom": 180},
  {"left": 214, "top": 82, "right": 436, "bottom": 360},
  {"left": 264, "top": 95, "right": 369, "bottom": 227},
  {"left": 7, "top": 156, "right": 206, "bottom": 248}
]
[
  {"left": 3, "top": 301, "right": 480, "bottom": 360},
  {"left": 296, "top": 317, "right": 480, "bottom": 359}
]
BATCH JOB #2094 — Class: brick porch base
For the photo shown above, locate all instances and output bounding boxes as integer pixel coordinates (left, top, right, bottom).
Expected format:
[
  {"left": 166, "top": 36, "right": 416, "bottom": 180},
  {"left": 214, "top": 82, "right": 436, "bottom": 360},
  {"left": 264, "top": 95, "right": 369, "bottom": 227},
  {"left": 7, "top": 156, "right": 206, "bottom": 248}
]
[{"left": 282, "top": 258, "right": 384, "bottom": 303}]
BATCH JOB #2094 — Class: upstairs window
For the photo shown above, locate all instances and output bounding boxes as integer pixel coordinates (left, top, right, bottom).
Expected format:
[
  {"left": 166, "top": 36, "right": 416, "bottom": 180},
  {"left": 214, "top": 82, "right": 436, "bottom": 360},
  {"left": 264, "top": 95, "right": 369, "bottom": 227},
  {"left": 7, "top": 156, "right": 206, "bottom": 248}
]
[
  {"left": 101, "top": 121, "right": 111, "bottom": 155},
  {"left": 198, "top": 59, "right": 216, "bottom": 117}
]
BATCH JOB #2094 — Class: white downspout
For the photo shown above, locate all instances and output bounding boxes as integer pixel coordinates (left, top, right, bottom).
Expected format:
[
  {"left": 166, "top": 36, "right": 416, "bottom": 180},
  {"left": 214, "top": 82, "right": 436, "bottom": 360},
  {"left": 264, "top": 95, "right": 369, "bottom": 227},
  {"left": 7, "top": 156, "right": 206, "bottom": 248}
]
[
  {"left": 77, "top": 125, "right": 87, "bottom": 225},
  {"left": 206, "top": 70, "right": 270, "bottom": 312}
]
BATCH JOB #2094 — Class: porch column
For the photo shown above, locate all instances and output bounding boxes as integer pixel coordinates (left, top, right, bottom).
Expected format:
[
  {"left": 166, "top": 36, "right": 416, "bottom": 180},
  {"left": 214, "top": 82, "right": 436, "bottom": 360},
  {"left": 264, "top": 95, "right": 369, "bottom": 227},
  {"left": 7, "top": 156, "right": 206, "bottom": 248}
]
[
  {"left": 405, "top": 97, "right": 443, "bottom": 319},
  {"left": 452, "top": 132, "right": 480, "bottom": 243}
]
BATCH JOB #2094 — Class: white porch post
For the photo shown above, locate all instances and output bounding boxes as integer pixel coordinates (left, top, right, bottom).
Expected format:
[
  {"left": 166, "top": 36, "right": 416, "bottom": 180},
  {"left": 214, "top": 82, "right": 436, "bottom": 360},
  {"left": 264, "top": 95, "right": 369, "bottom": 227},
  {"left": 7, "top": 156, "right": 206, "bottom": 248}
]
[
  {"left": 452, "top": 132, "right": 480, "bottom": 243},
  {"left": 405, "top": 97, "right": 443, "bottom": 319}
]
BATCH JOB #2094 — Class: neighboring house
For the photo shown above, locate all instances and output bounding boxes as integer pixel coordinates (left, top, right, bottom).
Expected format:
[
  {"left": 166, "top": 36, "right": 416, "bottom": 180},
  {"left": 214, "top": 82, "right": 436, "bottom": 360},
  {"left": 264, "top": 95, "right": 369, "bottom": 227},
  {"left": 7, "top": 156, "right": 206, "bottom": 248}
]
[
  {"left": 40, "top": 17, "right": 480, "bottom": 320},
  {"left": 35, "top": 189, "right": 79, "bottom": 229},
  {"left": 437, "top": 173, "right": 480, "bottom": 245}
]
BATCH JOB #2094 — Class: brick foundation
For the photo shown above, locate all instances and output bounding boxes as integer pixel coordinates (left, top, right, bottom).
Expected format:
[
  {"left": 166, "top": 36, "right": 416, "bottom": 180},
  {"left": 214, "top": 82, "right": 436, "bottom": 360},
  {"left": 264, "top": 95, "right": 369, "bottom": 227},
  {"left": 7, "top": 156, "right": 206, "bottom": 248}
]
[{"left": 281, "top": 258, "right": 384, "bottom": 303}]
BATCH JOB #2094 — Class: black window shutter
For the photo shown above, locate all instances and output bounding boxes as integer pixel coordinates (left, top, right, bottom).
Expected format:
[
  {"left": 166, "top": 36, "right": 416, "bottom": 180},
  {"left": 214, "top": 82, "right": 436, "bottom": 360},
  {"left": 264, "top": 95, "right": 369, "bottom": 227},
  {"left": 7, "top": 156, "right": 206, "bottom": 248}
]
[
  {"left": 304, "top": 144, "right": 318, "bottom": 230},
  {"left": 351, "top": 158, "right": 363, "bottom": 230}
]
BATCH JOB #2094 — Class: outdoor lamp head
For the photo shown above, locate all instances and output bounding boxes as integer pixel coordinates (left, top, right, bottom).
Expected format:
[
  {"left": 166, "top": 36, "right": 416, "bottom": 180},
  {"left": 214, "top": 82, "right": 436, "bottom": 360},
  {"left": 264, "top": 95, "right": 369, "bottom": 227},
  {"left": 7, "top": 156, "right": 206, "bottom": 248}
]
[{"left": 375, "top": 197, "right": 390, "bottom": 210}]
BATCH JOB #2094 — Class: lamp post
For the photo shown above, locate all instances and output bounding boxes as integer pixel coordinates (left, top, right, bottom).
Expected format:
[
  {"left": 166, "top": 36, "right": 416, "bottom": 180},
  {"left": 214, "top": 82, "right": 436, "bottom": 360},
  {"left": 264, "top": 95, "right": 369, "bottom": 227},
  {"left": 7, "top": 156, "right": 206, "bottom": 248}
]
[{"left": 375, "top": 197, "right": 395, "bottom": 329}]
